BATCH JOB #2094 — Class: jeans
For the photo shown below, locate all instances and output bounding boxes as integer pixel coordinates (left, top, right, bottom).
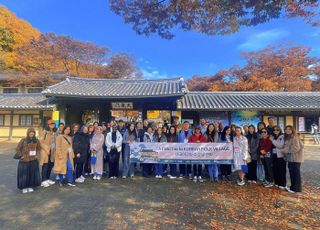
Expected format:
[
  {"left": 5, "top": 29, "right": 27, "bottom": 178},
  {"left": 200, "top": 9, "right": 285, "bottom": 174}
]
[
  {"left": 155, "top": 164, "right": 164, "bottom": 176},
  {"left": 288, "top": 162, "right": 302, "bottom": 192},
  {"left": 41, "top": 160, "right": 54, "bottom": 181},
  {"left": 257, "top": 160, "right": 265, "bottom": 181},
  {"left": 247, "top": 160, "right": 257, "bottom": 181},
  {"left": 169, "top": 164, "right": 177, "bottom": 177},
  {"left": 262, "top": 157, "right": 273, "bottom": 183},
  {"left": 208, "top": 164, "right": 218, "bottom": 179},
  {"left": 122, "top": 144, "right": 134, "bottom": 177},
  {"left": 58, "top": 155, "right": 73, "bottom": 183}
]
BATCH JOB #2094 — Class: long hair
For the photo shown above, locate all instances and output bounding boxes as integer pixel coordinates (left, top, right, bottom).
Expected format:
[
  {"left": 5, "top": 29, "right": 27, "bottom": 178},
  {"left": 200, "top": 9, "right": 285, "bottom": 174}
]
[
  {"left": 246, "top": 124, "right": 258, "bottom": 139},
  {"left": 221, "top": 126, "right": 233, "bottom": 142},
  {"left": 128, "top": 123, "right": 137, "bottom": 138},
  {"left": 205, "top": 123, "right": 216, "bottom": 141},
  {"left": 284, "top": 125, "right": 297, "bottom": 141}
]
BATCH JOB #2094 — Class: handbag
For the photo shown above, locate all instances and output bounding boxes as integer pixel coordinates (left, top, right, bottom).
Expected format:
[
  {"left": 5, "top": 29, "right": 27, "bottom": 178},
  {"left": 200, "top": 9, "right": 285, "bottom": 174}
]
[
  {"left": 91, "top": 154, "right": 97, "bottom": 165},
  {"left": 241, "top": 165, "right": 248, "bottom": 174}
]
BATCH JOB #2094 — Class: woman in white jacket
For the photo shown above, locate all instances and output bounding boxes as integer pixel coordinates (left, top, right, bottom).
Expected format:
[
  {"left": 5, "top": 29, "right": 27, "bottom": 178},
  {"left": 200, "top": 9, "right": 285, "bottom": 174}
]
[
  {"left": 233, "top": 127, "right": 250, "bottom": 186},
  {"left": 270, "top": 125, "right": 286, "bottom": 190},
  {"left": 105, "top": 122, "right": 123, "bottom": 179}
]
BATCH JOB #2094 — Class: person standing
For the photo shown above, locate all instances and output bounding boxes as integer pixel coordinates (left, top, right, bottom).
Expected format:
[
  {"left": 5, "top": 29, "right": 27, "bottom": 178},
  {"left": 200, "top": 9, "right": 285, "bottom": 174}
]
[
  {"left": 153, "top": 127, "right": 167, "bottom": 178},
  {"left": 311, "top": 123, "right": 319, "bottom": 145},
  {"left": 142, "top": 126, "right": 154, "bottom": 177},
  {"left": 39, "top": 120, "right": 56, "bottom": 188},
  {"left": 122, "top": 123, "right": 138, "bottom": 178},
  {"left": 73, "top": 126, "right": 90, "bottom": 183},
  {"left": 259, "top": 128, "right": 274, "bottom": 188},
  {"left": 106, "top": 122, "right": 123, "bottom": 179},
  {"left": 117, "top": 119, "right": 127, "bottom": 174},
  {"left": 256, "top": 121, "right": 267, "bottom": 182},
  {"left": 189, "top": 127, "right": 206, "bottom": 182},
  {"left": 16, "top": 128, "right": 41, "bottom": 193},
  {"left": 167, "top": 126, "right": 179, "bottom": 179},
  {"left": 246, "top": 125, "right": 259, "bottom": 183},
  {"left": 282, "top": 125, "right": 304, "bottom": 193},
  {"left": 219, "top": 126, "right": 233, "bottom": 181},
  {"left": 270, "top": 126, "right": 286, "bottom": 190},
  {"left": 136, "top": 121, "right": 145, "bottom": 142},
  {"left": 56, "top": 122, "right": 65, "bottom": 136},
  {"left": 178, "top": 121, "right": 193, "bottom": 179},
  {"left": 199, "top": 118, "right": 207, "bottom": 135},
  {"left": 204, "top": 124, "right": 219, "bottom": 182},
  {"left": 90, "top": 126, "right": 105, "bottom": 180},
  {"left": 267, "top": 117, "right": 276, "bottom": 136},
  {"left": 53, "top": 126, "right": 76, "bottom": 187},
  {"left": 233, "top": 127, "right": 250, "bottom": 186}
]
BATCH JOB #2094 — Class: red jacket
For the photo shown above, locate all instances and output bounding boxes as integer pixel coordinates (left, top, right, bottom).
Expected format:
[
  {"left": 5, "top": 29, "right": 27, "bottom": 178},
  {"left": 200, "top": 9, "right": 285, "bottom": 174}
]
[
  {"left": 188, "top": 134, "right": 206, "bottom": 143},
  {"left": 259, "top": 137, "right": 273, "bottom": 156}
]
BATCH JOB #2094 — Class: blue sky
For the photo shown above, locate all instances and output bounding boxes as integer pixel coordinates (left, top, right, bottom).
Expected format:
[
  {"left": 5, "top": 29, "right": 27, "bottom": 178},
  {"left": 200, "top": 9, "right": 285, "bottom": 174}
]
[{"left": 1, "top": 0, "right": 320, "bottom": 79}]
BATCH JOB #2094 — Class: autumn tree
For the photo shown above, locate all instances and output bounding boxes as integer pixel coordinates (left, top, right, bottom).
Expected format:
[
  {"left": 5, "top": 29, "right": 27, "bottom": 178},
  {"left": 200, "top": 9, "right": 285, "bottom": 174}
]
[
  {"left": 110, "top": 0, "right": 320, "bottom": 39},
  {"left": 97, "top": 53, "right": 142, "bottom": 79},
  {"left": 187, "top": 45, "right": 320, "bottom": 91}
]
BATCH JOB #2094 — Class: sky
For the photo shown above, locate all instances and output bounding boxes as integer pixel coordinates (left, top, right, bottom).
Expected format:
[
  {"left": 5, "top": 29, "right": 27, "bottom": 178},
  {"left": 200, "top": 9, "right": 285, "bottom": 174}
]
[{"left": 1, "top": 0, "right": 320, "bottom": 79}]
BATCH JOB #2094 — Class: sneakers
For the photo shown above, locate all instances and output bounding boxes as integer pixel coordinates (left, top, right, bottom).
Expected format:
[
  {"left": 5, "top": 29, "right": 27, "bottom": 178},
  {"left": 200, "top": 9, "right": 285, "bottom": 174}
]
[
  {"left": 264, "top": 182, "right": 274, "bottom": 188},
  {"left": 22, "top": 188, "right": 29, "bottom": 194},
  {"left": 122, "top": 176, "right": 127, "bottom": 179},
  {"left": 193, "top": 176, "right": 197, "bottom": 182},
  {"left": 67, "top": 183, "right": 76, "bottom": 187},
  {"left": 158, "top": 175, "right": 162, "bottom": 179},
  {"left": 198, "top": 176, "right": 204, "bottom": 183},
  {"left": 130, "top": 174, "right": 134, "bottom": 178},
  {"left": 179, "top": 174, "right": 184, "bottom": 179},
  {"left": 279, "top": 186, "right": 286, "bottom": 190},
  {"left": 80, "top": 175, "right": 86, "bottom": 181},
  {"left": 237, "top": 180, "right": 245, "bottom": 186},
  {"left": 189, "top": 174, "right": 193, "bottom": 180},
  {"left": 155, "top": 175, "right": 159, "bottom": 178},
  {"left": 96, "top": 176, "right": 101, "bottom": 180},
  {"left": 109, "top": 176, "right": 117, "bottom": 179},
  {"left": 286, "top": 187, "right": 296, "bottom": 193},
  {"left": 168, "top": 175, "right": 176, "bottom": 179},
  {"left": 47, "top": 180, "right": 56, "bottom": 185},
  {"left": 75, "top": 178, "right": 84, "bottom": 183},
  {"left": 93, "top": 176, "right": 97, "bottom": 180},
  {"left": 262, "top": 180, "right": 268, "bottom": 186},
  {"left": 41, "top": 181, "right": 50, "bottom": 188},
  {"left": 251, "top": 180, "right": 257, "bottom": 184},
  {"left": 248, "top": 180, "right": 252, "bottom": 183},
  {"left": 27, "top": 188, "right": 34, "bottom": 193}
]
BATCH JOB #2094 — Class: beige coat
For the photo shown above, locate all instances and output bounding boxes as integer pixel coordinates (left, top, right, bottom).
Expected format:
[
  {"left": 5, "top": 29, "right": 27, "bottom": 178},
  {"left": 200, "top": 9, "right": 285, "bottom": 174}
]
[
  {"left": 282, "top": 136, "right": 304, "bottom": 163},
  {"left": 53, "top": 135, "right": 74, "bottom": 174},
  {"left": 39, "top": 130, "right": 56, "bottom": 165}
]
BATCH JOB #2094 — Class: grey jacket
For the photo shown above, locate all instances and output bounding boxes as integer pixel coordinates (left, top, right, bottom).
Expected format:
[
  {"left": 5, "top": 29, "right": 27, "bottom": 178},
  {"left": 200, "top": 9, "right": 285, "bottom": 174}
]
[
  {"left": 246, "top": 135, "right": 259, "bottom": 161},
  {"left": 282, "top": 136, "right": 304, "bottom": 163}
]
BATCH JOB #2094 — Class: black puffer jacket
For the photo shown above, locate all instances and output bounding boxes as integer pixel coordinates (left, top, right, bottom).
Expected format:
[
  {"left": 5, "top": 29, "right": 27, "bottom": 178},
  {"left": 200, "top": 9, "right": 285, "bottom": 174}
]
[{"left": 73, "top": 132, "right": 90, "bottom": 163}]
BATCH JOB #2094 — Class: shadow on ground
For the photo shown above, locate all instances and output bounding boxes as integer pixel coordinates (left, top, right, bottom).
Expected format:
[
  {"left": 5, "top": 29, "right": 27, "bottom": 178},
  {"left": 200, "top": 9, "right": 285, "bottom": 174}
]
[{"left": 0, "top": 142, "right": 319, "bottom": 229}]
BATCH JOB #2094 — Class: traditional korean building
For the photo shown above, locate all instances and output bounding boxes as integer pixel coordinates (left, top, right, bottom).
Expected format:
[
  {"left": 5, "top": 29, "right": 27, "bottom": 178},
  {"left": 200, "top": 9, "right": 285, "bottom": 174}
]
[{"left": 0, "top": 76, "right": 320, "bottom": 140}]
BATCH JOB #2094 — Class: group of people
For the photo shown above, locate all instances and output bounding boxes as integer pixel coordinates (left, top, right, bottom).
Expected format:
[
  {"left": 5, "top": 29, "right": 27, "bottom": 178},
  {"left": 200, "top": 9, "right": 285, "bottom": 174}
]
[{"left": 15, "top": 116, "right": 304, "bottom": 194}]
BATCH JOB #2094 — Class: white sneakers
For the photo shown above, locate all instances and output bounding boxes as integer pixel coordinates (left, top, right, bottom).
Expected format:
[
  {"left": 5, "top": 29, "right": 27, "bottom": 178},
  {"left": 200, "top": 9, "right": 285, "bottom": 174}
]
[
  {"left": 193, "top": 176, "right": 204, "bottom": 182},
  {"left": 41, "top": 179, "right": 55, "bottom": 187},
  {"left": 237, "top": 180, "right": 245, "bottom": 186},
  {"left": 22, "top": 188, "right": 34, "bottom": 194},
  {"left": 168, "top": 175, "right": 176, "bottom": 179},
  {"left": 75, "top": 175, "right": 86, "bottom": 183},
  {"left": 155, "top": 175, "right": 163, "bottom": 179},
  {"left": 41, "top": 181, "right": 50, "bottom": 187}
]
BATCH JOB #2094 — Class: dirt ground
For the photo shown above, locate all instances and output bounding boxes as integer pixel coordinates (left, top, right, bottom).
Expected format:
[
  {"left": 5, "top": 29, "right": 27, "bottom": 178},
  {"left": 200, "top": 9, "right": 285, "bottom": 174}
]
[{"left": 0, "top": 139, "right": 319, "bottom": 230}]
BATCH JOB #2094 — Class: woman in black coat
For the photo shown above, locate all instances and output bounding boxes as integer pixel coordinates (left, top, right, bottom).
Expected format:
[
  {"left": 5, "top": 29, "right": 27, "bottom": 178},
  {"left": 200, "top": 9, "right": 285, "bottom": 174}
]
[
  {"left": 73, "top": 126, "right": 90, "bottom": 183},
  {"left": 167, "top": 126, "right": 179, "bottom": 179}
]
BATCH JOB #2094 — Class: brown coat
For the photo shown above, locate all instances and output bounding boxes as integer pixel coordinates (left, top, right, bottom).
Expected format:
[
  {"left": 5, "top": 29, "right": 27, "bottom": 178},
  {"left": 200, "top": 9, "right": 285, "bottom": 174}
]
[
  {"left": 53, "top": 135, "right": 74, "bottom": 174},
  {"left": 16, "top": 138, "right": 41, "bottom": 162},
  {"left": 282, "top": 136, "right": 304, "bottom": 163},
  {"left": 39, "top": 130, "right": 56, "bottom": 165}
]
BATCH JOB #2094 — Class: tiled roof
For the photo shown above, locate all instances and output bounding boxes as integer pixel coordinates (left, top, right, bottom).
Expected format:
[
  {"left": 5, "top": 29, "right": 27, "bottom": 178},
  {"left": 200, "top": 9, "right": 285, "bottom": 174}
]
[
  {"left": 178, "top": 92, "right": 320, "bottom": 110},
  {"left": 0, "top": 94, "right": 55, "bottom": 110},
  {"left": 42, "top": 77, "right": 187, "bottom": 98}
]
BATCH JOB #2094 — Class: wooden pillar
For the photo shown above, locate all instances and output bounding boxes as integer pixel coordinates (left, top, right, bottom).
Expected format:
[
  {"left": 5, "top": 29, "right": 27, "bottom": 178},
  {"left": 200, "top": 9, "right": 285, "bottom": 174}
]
[{"left": 8, "top": 110, "right": 14, "bottom": 140}]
